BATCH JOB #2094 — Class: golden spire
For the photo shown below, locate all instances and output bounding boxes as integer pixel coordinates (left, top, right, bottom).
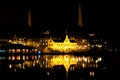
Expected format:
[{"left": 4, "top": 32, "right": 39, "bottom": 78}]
[
  {"left": 64, "top": 27, "right": 70, "bottom": 43},
  {"left": 28, "top": 9, "right": 32, "bottom": 27},
  {"left": 78, "top": 2, "right": 83, "bottom": 27}
]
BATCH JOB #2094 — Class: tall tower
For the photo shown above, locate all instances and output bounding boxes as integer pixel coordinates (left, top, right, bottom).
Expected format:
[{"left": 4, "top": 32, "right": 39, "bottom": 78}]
[
  {"left": 64, "top": 27, "right": 70, "bottom": 43},
  {"left": 78, "top": 2, "right": 83, "bottom": 27},
  {"left": 28, "top": 9, "right": 32, "bottom": 27}
]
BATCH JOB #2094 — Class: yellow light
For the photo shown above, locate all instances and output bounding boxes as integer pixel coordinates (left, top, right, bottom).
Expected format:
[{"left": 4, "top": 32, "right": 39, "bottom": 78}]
[
  {"left": 8, "top": 56, "right": 11, "bottom": 60},
  {"left": 26, "top": 49, "right": 29, "bottom": 53},
  {"left": 49, "top": 55, "right": 77, "bottom": 71},
  {"left": 47, "top": 72, "right": 50, "bottom": 75},
  {"left": 12, "top": 49, "right": 15, "bottom": 53},
  {"left": 90, "top": 71, "right": 94, "bottom": 77},
  {"left": 23, "top": 65, "right": 25, "bottom": 69},
  {"left": 9, "top": 64, "right": 12, "bottom": 69},
  {"left": 22, "top": 49, "right": 25, "bottom": 52},
  {"left": 16, "top": 49, "right": 20, "bottom": 53},
  {"left": 82, "top": 63, "right": 85, "bottom": 67},
  {"left": 84, "top": 58, "right": 87, "bottom": 62},
  {"left": 12, "top": 56, "right": 15, "bottom": 60},
  {"left": 8, "top": 49, "right": 11, "bottom": 52},
  {"left": 9, "top": 40, "right": 12, "bottom": 43},
  {"left": 35, "top": 49, "right": 37, "bottom": 52},
  {"left": 65, "top": 58, "right": 69, "bottom": 62},
  {"left": 16, "top": 56, "right": 20, "bottom": 60},
  {"left": 22, "top": 56, "right": 25, "bottom": 60}
]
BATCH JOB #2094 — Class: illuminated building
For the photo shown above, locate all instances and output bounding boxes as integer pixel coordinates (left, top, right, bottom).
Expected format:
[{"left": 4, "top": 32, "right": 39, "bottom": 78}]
[
  {"left": 39, "top": 38, "right": 48, "bottom": 49},
  {"left": 47, "top": 34, "right": 77, "bottom": 53}
]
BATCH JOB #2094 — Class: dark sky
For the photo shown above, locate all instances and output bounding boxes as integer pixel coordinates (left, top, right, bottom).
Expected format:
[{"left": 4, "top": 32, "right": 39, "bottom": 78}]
[
  {"left": 0, "top": 1, "right": 78, "bottom": 32},
  {"left": 0, "top": 1, "right": 102, "bottom": 30},
  {"left": 0, "top": 0, "right": 119, "bottom": 42}
]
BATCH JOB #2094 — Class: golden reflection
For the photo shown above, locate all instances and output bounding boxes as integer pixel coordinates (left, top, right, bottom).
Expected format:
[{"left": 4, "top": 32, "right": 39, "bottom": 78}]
[
  {"left": 26, "top": 56, "right": 29, "bottom": 60},
  {"left": 7, "top": 55, "right": 100, "bottom": 71},
  {"left": 82, "top": 63, "right": 85, "bottom": 67},
  {"left": 47, "top": 72, "right": 50, "bottom": 75},
  {"left": 9, "top": 64, "right": 12, "bottom": 69},
  {"left": 48, "top": 55, "right": 98, "bottom": 71},
  {"left": 90, "top": 71, "right": 95, "bottom": 77},
  {"left": 18, "top": 64, "right": 22, "bottom": 69},
  {"left": 22, "top": 56, "right": 25, "bottom": 60},
  {"left": 8, "top": 56, "right": 11, "bottom": 60},
  {"left": 49, "top": 55, "right": 77, "bottom": 71}
]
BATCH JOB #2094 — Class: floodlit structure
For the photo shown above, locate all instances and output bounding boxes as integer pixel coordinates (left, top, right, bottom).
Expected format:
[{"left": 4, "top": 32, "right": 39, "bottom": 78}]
[{"left": 47, "top": 34, "right": 77, "bottom": 53}]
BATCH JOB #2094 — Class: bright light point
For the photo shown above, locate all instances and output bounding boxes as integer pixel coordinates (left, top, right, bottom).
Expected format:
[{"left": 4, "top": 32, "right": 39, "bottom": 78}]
[
  {"left": 12, "top": 56, "right": 15, "bottom": 60},
  {"left": 65, "top": 58, "right": 69, "bottom": 62},
  {"left": 38, "top": 55, "right": 41, "bottom": 58},
  {"left": 47, "top": 72, "right": 50, "bottom": 75},
  {"left": 38, "top": 50, "right": 41, "bottom": 54},
  {"left": 9, "top": 64, "right": 12, "bottom": 69},
  {"left": 96, "top": 57, "right": 102, "bottom": 63},
  {"left": 90, "top": 71, "right": 94, "bottom": 77},
  {"left": 84, "top": 58, "right": 87, "bottom": 62},
  {"left": 82, "top": 63, "right": 85, "bottom": 67},
  {"left": 98, "top": 57, "right": 102, "bottom": 61}
]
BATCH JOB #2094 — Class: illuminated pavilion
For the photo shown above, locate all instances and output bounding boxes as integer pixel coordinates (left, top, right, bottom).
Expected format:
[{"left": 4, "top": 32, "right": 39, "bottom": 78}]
[{"left": 47, "top": 33, "right": 77, "bottom": 53}]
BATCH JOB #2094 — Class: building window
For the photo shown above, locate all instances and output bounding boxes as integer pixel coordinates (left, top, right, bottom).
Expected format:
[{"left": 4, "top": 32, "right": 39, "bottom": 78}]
[{"left": 43, "top": 43, "right": 44, "bottom": 45}]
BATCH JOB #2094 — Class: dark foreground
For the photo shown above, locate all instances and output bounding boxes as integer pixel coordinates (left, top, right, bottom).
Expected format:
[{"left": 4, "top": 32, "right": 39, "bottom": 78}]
[{"left": 0, "top": 51, "right": 120, "bottom": 80}]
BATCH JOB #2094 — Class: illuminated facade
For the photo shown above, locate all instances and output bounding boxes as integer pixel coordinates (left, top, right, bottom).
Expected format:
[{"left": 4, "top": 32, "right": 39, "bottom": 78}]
[{"left": 48, "top": 34, "right": 77, "bottom": 53}]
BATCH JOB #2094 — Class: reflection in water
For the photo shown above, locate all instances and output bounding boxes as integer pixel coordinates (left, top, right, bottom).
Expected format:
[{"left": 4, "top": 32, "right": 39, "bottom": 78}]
[
  {"left": 0, "top": 53, "right": 119, "bottom": 80},
  {"left": 5, "top": 55, "right": 101, "bottom": 72},
  {"left": 0, "top": 54, "right": 107, "bottom": 80}
]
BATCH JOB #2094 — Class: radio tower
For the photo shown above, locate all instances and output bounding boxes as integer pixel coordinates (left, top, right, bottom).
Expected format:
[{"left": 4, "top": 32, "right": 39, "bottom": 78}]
[
  {"left": 78, "top": 2, "right": 83, "bottom": 27},
  {"left": 28, "top": 9, "right": 32, "bottom": 27}
]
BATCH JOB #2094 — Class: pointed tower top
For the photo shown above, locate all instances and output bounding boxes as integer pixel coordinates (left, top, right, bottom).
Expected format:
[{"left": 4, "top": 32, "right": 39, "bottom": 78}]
[{"left": 64, "top": 27, "right": 70, "bottom": 43}]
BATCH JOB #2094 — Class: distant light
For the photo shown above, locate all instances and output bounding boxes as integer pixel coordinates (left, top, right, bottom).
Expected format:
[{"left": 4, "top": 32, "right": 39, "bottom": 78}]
[
  {"left": 9, "top": 64, "right": 12, "bottom": 69},
  {"left": 47, "top": 72, "right": 50, "bottom": 75},
  {"left": 0, "top": 50, "right": 6, "bottom": 53},
  {"left": 96, "top": 57, "right": 102, "bottom": 63},
  {"left": 38, "top": 55, "right": 41, "bottom": 58},
  {"left": 38, "top": 50, "right": 41, "bottom": 54},
  {"left": 89, "top": 33, "right": 94, "bottom": 36},
  {"left": 89, "top": 71, "right": 94, "bottom": 77}
]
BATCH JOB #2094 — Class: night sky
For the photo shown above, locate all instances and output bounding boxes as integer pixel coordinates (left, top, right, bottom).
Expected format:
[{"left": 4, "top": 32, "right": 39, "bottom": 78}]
[
  {"left": 0, "top": 0, "right": 119, "bottom": 44},
  {"left": 0, "top": 1, "right": 78, "bottom": 33},
  {"left": 0, "top": 1, "right": 102, "bottom": 28}
]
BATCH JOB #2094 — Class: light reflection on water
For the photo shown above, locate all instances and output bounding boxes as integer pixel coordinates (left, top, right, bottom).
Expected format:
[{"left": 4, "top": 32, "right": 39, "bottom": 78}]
[
  {"left": 1, "top": 53, "right": 119, "bottom": 80},
  {"left": 0, "top": 55, "right": 108, "bottom": 80},
  {"left": 1, "top": 55, "right": 101, "bottom": 71}
]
